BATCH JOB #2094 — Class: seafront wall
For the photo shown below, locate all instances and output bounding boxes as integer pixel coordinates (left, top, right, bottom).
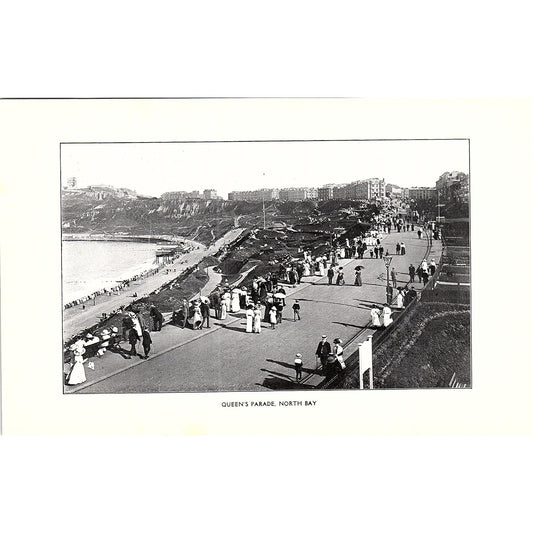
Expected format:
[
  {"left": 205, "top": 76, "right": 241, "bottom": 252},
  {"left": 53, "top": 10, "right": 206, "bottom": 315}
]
[{"left": 62, "top": 233, "right": 177, "bottom": 244}]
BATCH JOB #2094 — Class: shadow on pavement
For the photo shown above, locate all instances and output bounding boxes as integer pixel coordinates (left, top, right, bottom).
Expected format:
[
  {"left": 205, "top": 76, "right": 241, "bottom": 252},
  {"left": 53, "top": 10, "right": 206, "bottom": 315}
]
[
  {"left": 258, "top": 375, "right": 316, "bottom": 390},
  {"left": 265, "top": 359, "right": 316, "bottom": 374},
  {"left": 219, "top": 324, "right": 246, "bottom": 333},
  {"left": 332, "top": 321, "right": 366, "bottom": 329}
]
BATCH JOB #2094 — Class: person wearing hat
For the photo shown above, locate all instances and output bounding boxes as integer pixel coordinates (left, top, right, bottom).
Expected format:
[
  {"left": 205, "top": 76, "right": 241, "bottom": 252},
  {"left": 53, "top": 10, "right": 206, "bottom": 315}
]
[
  {"left": 150, "top": 305, "right": 164, "bottom": 331},
  {"left": 97, "top": 329, "right": 111, "bottom": 357},
  {"left": 327, "top": 266, "right": 334, "bottom": 285},
  {"left": 141, "top": 328, "right": 152, "bottom": 359},
  {"left": 292, "top": 300, "right": 301, "bottom": 321},
  {"left": 245, "top": 304, "right": 254, "bottom": 333},
  {"left": 200, "top": 299, "right": 211, "bottom": 329},
  {"left": 315, "top": 335, "right": 331, "bottom": 374},
  {"left": 370, "top": 305, "right": 381, "bottom": 328},
  {"left": 67, "top": 343, "right": 88, "bottom": 386},
  {"left": 333, "top": 338, "right": 346, "bottom": 372},
  {"left": 252, "top": 304, "right": 262, "bottom": 333},
  {"left": 294, "top": 353, "right": 303, "bottom": 382},
  {"left": 127, "top": 325, "right": 140, "bottom": 358},
  {"left": 269, "top": 305, "right": 278, "bottom": 329},
  {"left": 83, "top": 332, "right": 100, "bottom": 358}
]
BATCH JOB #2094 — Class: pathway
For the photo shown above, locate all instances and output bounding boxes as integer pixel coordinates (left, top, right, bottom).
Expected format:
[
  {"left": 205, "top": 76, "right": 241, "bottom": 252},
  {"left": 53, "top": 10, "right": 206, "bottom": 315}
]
[{"left": 68, "top": 226, "right": 441, "bottom": 393}]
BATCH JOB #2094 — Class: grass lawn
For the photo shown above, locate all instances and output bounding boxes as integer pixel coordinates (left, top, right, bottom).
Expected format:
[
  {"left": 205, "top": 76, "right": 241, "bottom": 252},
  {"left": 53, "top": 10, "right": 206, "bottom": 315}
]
[{"left": 378, "top": 311, "right": 471, "bottom": 388}]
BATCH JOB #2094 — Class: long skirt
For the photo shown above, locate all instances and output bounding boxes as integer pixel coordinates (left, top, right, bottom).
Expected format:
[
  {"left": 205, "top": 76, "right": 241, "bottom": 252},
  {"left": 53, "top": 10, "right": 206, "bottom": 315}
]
[
  {"left": 231, "top": 295, "right": 240, "bottom": 312},
  {"left": 246, "top": 315, "right": 253, "bottom": 333},
  {"left": 397, "top": 293, "right": 404, "bottom": 308},
  {"left": 67, "top": 362, "right": 86, "bottom": 385},
  {"left": 253, "top": 316, "right": 261, "bottom": 333}
]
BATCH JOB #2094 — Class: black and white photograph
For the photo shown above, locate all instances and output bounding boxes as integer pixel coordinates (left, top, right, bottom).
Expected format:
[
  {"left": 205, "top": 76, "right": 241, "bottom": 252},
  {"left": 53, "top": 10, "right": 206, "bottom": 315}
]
[{"left": 61, "top": 138, "right": 471, "bottom": 394}]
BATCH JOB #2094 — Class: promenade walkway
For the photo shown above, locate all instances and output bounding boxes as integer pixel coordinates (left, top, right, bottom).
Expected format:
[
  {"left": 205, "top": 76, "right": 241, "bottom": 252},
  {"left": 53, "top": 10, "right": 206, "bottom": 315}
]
[{"left": 69, "top": 226, "right": 442, "bottom": 393}]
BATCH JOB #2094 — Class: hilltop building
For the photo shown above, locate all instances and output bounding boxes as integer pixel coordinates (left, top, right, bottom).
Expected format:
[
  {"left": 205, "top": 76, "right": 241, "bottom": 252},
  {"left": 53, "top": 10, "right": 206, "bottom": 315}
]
[
  {"left": 162, "top": 189, "right": 220, "bottom": 200},
  {"left": 318, "top": 185, "right": 334, "bottom": 201},
  {"left": 62, "top": 185, "right": 138, "bottom": 200},
  {"left": 228, "top": 188, "right": 280, "bottom": 201},
  {"left": 407, "top": 187, "right": 436, "bottom": 200},
  {"left": 386, "top": 183, "right": 406, "bottom": 198},
  {"left": 436, "top": 171, "right": 469, "bottom": 202},
  {"left": 278, "top": 187, "right": 318, "bottom": 201}
]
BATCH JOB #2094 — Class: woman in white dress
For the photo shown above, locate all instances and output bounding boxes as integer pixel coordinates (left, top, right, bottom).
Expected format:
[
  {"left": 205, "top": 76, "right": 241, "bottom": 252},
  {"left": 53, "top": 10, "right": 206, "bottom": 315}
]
[
  {"left": 128, "top": 311, "right": 142, "bottom": 338},
  {"left": 192, "top": 304, "right": 202, "bottom": 329},
  {"left": 396, "top": 289, "right": 404, "bottom": 308},
  {"left": 222, "top": 292, "right": 231, "bottom": 316},
  {"left": 333, "top": 338, "right": 346, "bottom": 371},
  {"left": 67, "top": 341, "right": 88, "bottom": 385},
  {"left": 370, "top": 306, "right": 381, "bottom": 328},
  {"left": 220, "top": 298, "right": 227, "bottom": 320},
  {"left": 381, "top": 306, "right": 393, "bottom": 327},
  {"left": 253, "top": 305, "right": 262, "bottom": 333},
  {"left": 319, "top": 259, "right": 326, "bottom": 277},
  {"left": 245, "top": 306, "right": 254, "bottom": 333},
  {"left": 303, "top": 262, "right": 310, "bottom": 277},
  {"left": 269, "top": 306, "right": 277, "bottom": 329},
  {"left": 231, "top": 289, "right": 241, "bottom": 313}
]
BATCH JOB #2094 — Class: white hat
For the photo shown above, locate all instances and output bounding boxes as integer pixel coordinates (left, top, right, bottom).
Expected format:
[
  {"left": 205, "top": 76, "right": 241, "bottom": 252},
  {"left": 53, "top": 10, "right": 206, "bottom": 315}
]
[{"left": 321, "top": 335, "right": 327, "bottom": 338}]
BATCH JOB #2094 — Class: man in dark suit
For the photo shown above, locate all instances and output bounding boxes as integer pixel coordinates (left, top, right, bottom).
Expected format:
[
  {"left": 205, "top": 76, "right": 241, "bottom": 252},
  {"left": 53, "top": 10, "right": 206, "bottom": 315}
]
[
  {"left": 200, "top": 300, "right": 211, "bottom": 329},
  {"left": 315, "top": 335, "right": 331, "bottom": 374},
  {"left": 149, "top": 305, "right": 163, "bottom": 331}
]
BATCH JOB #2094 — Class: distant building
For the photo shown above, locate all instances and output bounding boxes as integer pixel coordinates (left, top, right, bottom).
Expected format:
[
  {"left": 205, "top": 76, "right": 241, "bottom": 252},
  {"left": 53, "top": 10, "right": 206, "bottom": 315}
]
[
  {"left": 203, "top": 189, "right": 218, "bottom": 200},
  {"left": 72, "top": 185, "right": 137, "bottom": 200},
  {"left": 351, "top": 178, "right": 386, "bottom": 200},
  {"left": 436, "top": 171, "right": 469, "bottom": 202},
  {"left": 332, "top": 185, "right": 347, "bottom": 200},
  {"left": 318, "top": 186, "right": 334, "bottom": 201},
  {"left": 452, "top": 173, "right": 470, "bottom": 203},
  {"left": 161, "top": 190, "right": 205, "bottom": 200},
  {"left": 228, "top": 188, "right": 279, "bottom": 201},
  {"left": 161, "top": 191, "right": 188, "bottom": 200},
  {"left": 278, "top": 187, "right": 318, "bottom": 201},
  {"left": 408, "top": 187, "right": 437, "bottom": 200},
  {"left": 66, "top": 177, "right": 77, "bottom": 189},
  {"left": 386, "top": 183, "right": 406, "bottom": 198}
]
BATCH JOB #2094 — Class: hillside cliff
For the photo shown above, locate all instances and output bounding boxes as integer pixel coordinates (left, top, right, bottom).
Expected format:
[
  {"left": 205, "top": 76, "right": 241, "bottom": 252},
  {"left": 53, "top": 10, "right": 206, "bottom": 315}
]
[{"left": 61, "top": 195, "right": 369, "bottom": 245}]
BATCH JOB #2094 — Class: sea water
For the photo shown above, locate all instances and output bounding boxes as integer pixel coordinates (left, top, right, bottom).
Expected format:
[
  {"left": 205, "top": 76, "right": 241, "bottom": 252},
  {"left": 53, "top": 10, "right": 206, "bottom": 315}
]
[{"left": 62, "top": 240, "right": 162, "bottom": 303}]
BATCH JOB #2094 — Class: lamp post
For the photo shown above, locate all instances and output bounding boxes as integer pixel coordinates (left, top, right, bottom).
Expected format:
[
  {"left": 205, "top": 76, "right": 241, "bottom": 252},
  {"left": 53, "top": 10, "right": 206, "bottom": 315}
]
[{"left": 383, "top": 254, "right": 393, "bottom": 305}]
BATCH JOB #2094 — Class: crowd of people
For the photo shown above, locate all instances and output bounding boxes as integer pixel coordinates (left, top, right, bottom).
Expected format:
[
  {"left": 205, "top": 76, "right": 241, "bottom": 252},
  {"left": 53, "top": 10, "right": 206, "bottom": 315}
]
[{"left": 65, "top": 200, "right": 440, "bottom": 389}]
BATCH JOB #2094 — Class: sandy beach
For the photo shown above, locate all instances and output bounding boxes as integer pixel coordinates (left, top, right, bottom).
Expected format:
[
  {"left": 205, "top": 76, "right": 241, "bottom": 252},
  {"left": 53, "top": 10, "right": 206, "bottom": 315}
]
[{"left": 62, "top": 228, "right": 244, "bottom": 341}]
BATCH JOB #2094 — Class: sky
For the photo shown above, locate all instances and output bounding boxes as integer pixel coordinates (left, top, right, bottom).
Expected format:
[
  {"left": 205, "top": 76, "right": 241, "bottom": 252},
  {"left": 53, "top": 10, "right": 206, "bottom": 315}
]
[{"left": 61, "top": 139, "right": 469, "bottom": 199}]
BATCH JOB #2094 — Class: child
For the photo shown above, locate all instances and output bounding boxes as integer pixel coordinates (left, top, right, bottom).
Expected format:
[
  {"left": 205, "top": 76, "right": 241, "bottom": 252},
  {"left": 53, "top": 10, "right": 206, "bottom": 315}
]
[
  {"left": 292, "top": 300, "right": 301, "bottom": 321},
  {"left": 294, "top": 353, "right": 303, "bottom": 382},
  {"left": 141, "top": 329, "right": 152, "bottom": 359}
]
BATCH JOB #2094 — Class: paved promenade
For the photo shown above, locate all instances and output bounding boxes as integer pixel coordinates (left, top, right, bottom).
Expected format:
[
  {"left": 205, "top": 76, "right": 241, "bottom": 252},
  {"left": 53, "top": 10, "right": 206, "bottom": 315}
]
[{"left": 69, "top": 227, "right": 441, "bottom": 393}]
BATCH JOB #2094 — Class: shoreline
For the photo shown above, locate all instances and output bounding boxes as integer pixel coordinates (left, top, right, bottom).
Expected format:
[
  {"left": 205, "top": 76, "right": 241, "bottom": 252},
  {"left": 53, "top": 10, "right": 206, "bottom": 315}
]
[
  {"left": 62, "top": 240, "right": 189, "bottom": 305},
  {"left": 62, "top": 233, "right": 183, "bottom": 244},
  {"left": 62, "top": 228, "right": 244, "bottom": 342}
]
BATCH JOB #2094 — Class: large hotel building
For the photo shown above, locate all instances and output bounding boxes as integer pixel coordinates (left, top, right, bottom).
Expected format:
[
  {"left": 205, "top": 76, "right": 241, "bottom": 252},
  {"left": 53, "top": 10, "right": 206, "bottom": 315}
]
[{"left": 230, "top": 178, "right": 386, "bottom": 202}]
